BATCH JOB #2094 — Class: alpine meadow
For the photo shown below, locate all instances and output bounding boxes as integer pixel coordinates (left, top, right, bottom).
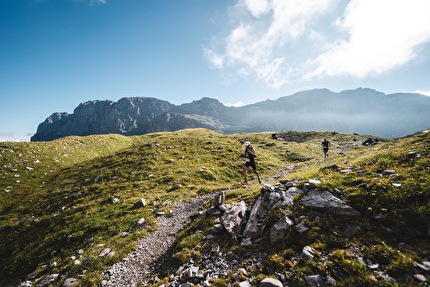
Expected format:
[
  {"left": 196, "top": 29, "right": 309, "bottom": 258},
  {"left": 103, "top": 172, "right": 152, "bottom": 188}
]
[{"left": 1, "top": 128, "right": 429, "bottom": 286}]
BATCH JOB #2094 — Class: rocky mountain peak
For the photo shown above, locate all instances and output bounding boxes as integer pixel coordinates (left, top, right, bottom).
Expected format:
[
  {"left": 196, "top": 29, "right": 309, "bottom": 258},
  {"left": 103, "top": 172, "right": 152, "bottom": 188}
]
[
  {"left": 31, "top": 88, "right": 430, "bottom": 141},
  {"left": 173, "top": 97, "right": 226, "bottom": 116}
]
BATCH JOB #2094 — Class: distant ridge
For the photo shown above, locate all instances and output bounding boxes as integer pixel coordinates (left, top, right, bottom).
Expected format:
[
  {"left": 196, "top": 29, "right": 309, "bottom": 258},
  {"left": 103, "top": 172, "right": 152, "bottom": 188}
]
[{"left": 31, "top": 88, "right": 430, "bottom": 141}]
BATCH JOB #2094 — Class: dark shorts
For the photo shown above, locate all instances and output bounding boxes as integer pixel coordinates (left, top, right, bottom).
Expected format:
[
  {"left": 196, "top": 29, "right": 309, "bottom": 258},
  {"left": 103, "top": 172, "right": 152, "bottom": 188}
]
[
  {"left": 323, "top": 148, "right": 329, "bottom": 152},
  {"left": 244, "top": 161, "right": 257, "bottom": 170}
]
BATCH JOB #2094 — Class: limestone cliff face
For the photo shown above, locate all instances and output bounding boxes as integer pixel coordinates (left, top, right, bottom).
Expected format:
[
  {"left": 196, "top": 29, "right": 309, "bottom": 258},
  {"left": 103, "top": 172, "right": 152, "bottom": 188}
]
[
  {"left": 31, "top": 97, "right": 175, "bottom": 141},
  {"left": 31, "top": 112, "right": 71, "bottom": 142}
]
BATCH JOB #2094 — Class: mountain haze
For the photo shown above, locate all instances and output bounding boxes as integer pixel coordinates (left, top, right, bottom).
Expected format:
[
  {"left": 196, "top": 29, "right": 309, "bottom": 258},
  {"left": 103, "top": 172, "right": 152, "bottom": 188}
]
[{"left": 31, "top": 88, "right": 430, "bottom": 141}]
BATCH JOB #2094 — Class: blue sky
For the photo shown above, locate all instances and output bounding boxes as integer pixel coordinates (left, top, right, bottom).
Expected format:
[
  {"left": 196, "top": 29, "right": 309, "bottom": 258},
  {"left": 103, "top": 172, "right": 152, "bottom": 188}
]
[{"left": 1, "top": 0, "right": 430, "bottom": 141}]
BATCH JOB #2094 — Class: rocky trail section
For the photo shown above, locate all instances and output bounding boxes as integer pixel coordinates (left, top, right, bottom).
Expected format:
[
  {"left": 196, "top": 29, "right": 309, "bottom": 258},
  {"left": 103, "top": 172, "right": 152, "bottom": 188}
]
[
  {"left": 104, "top": 164, "right": 303, "bottom": 284},
  {"left": 104, "top": 165, "right": 300, "bottom": 286},
  {"left": 103, "top": 192, "right": 216, "bottom": 287}
]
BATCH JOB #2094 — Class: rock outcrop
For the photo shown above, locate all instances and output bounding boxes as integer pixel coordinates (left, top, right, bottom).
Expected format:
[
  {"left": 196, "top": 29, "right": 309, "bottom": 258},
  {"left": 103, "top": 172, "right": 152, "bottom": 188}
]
[
  {"left": 299, "top": 189, "right": 361, "bottom": 217},
  {"left": 219, "top": 183, "right": 360, "bottom": 246}
]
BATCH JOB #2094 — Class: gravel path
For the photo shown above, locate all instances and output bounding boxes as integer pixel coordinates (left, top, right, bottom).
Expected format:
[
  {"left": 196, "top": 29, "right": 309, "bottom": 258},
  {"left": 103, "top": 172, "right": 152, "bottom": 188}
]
[
  {"left": 104, "top": 192, "right": 216, "bottom": 287},
  {"left": 104, "top": 165, "right": 295, "bottom": 286}
]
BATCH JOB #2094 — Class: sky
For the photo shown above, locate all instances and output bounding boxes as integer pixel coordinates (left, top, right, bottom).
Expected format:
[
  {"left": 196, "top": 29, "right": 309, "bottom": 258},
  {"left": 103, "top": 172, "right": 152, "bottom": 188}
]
[{"left": 1, "top": 0, "right": 430, "bottom": 141}]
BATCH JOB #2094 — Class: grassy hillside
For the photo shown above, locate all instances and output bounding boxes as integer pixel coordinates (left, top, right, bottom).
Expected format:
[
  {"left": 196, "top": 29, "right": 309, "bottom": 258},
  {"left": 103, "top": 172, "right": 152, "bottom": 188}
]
[
  {"left": 0, "top": 129, "right": 428, "bottom": 286},
  {"left": 170, "top": 130, "right": 430, "bottom": 286},
  {"left": 0, "top": 129, "right": 284, "bottom": 286}
]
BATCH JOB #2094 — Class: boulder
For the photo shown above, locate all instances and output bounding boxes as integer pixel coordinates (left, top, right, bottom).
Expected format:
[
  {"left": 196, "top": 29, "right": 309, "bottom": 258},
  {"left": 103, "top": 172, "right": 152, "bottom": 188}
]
[
  {"left": 414, "top": 261, "right": 430, "bottom": 272},
  {"left": 362, "top": 138, "right": 378, "bottom": 146},
  {"left": 242, "top": 196, "right": 267, "bottom": 240},
  {"left": 308, "top": 179, "right": 321, "bottom": 185},
  {"left": 63, "top": 278, "right": 79, "bottom": 287},
  {"left": 168, "top": 183, "right": 183, "bottom": 192},
  {"left": 136, "top": 218, "right": 145, "bottom": 227},
  {"left": 414, "top": 274, "right": 427, "bottom": 282},
  {"left": 323, "top": 164, "right": 340, "bottom": 170},
  {"left": 243, "top": 185, "right": 303, "bottom": 240},
  {"left": 295, "top": 221, "right": 309, "bottom": 233},
  {"left": 402, "top": 152, "right": 420, "bottom": 165},
  {"left": 261, "top": 277, "right": 284, "bottom": 287},
  {"left": 270, "top": 214, "right": 294, "bottom": 244},
  {"left": 214, "top": 191, "right": 225, "bottom": 208},
  {"left": 304, "top": 274, "right": 324, "bottom": 286},
  {"left": 301, "top": 246, "right": 316, "bottom": 261},
  {"left": 238, "top": 281, "right": 252, "bottom": 287},
  {"left": 381, "top": 170, "right": 396, "bottom": 176},
  {"left": 272, "top": 186, "right": 303, "bottom": 208},
  {"left": 134, "top": 198, "right": 147, "bottom": 208},
  {"left": 221, "top": 201, "right": 247, "bottom": 237},
  {"left": 299, "top": 189, "right": 361, "bottom": 217},
  {"left": 98, "top": 248, "right": 112, "bottom": 258}
]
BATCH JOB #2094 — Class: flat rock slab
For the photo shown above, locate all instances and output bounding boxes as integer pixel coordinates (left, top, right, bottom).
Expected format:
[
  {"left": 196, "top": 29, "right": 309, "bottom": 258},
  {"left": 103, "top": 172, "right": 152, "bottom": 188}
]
[{"left": 299, "top": 189, "right": 361, "bottom": 217}]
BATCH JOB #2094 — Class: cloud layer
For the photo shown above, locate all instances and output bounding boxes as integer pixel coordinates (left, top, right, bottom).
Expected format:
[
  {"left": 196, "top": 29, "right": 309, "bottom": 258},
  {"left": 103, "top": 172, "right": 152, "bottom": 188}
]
[{"left": 205, "top": 0, "right": 430, "bottom": 89}]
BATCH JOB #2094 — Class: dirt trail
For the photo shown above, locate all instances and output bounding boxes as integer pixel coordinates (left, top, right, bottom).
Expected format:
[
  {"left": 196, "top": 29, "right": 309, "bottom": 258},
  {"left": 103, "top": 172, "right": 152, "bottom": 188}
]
[{"left": 104, "top": 165, "right": 296, "bottom": 286}]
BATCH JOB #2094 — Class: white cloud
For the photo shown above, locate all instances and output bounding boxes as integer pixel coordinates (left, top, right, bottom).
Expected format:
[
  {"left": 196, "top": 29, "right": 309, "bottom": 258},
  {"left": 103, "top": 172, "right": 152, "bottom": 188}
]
[
  {"left": 203, "top": 48, "right": 224, "bottom": 69},
  {"left": 223, "top": 101, "right": 246, "bottom": 107},
  {"left": 205, "top": 0, "right": 430, "bottom": 89},
  {"left": 91, "top": 0, "right": 107, "bottom": 4},
  {"left": 205, "top": 0, "right": 334, "bottom": 89},
  {"left": 241, "top": 0, "right": 270, "bottom": 18},
  {"left": 0, "top": 133, "right": 31, "bottom": 142},
  {"left": 305, "top": 0, "right": 430, "bottom": 79},
  {"left": 415, "top": 90, "right": 430, "bottom": 97}
]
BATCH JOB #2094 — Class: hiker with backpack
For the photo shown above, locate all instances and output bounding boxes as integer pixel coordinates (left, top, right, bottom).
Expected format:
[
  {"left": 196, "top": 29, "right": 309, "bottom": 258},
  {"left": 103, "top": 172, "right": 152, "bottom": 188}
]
[
  {"left": 242, "top": 141, "right": 261, "bottom": 185},
  {"left": 321, "top": 138, "right": 331, "bottom": 159}
]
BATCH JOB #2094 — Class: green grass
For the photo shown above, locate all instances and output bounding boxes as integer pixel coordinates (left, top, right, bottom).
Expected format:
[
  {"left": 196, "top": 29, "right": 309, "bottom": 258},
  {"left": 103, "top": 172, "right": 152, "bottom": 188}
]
[
  {"left": 168, "top": 130, "right": 430, "bottom": 287},
  {"left": 1, "top": 128, "right": 429, "bottom": 286},
  {"left": 0, "top": 129, "right": 286, "bottom": 285}
]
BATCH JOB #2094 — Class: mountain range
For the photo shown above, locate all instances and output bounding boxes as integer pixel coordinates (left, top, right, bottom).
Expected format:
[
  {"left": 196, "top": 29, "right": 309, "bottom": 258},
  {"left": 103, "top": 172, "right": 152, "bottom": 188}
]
[{"left": 31, "top": 88, "right": 430, "bottom": 141}]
